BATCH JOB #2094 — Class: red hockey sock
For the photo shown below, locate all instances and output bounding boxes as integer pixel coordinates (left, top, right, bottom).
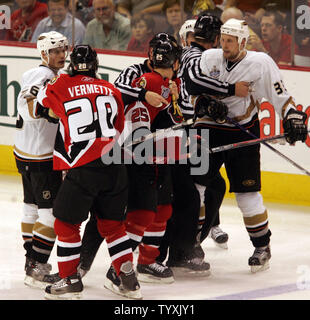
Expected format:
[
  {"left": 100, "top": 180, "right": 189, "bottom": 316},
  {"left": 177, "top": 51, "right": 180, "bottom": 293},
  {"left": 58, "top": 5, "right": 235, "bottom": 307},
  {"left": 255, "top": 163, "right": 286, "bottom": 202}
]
[
  {"left": 54, "top": 219, "right": 81, "bottom": 278},
  {"left": 97, "top": 218, "right": 133, "bottom": 275},
  {"left": 138, "top": 204, "right": 172, "bottom": 265}
]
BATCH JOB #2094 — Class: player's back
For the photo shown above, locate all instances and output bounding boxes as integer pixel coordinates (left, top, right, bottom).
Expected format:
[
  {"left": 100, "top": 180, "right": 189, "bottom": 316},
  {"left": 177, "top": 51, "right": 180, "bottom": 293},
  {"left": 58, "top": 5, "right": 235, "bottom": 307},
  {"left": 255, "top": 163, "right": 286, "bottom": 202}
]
[{"left": 38, "top": 74, "right": 125, "bottom": 170}]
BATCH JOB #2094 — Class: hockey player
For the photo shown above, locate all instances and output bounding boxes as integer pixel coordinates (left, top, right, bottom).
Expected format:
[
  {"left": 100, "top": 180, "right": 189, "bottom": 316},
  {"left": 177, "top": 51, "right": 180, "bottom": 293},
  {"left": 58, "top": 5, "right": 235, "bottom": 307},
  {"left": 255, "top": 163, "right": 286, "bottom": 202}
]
[
  {"left": 37, "top": 45, "right": 141, "bottom": 300},
  {"left": 77, "top": 32, "right": 182, "bottom": 278},
  {"left": 178, "top": 16, "right": 230, "bottom": 250},
  {"left": 104, "top": 38, "right": 183, "bottom": 294},
  {"left": 160, "top": 14, "right": 236, "bottom": 275},
  {"left": 13, "top": 31, "right": 69, "bottom": 289},
  {"left": 179, "top": 18, "right": 196, "bottom": 48},
  {"left": 198, "top": 18, "right": 308, "bottom": 272}
]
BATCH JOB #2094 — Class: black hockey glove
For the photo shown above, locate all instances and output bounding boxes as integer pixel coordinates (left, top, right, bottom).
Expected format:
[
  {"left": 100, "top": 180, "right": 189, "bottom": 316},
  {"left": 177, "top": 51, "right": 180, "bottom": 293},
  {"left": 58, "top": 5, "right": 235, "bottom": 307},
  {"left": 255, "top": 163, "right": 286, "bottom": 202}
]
[
  {"left": 195, "top": 95, "right": 228, "bottom": 124},
  {"left": 36, "top": 103, "right": 59, "bottom": 124},
  {"left": 283, "top": 109, "right": 307, "bottom": 144}
]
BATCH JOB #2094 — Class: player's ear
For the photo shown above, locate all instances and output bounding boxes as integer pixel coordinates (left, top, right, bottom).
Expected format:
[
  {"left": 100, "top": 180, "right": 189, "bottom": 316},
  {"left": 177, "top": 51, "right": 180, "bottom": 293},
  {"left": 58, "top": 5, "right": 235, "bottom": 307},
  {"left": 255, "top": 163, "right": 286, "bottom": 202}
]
[{"left": 41, "top": 51, "right": 48, "bottom": 64}]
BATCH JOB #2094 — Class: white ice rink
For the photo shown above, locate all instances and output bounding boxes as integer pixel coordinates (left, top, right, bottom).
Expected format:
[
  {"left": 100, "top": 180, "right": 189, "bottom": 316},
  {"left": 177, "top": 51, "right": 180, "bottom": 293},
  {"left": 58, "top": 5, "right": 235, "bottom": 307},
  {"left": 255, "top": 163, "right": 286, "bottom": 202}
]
[{"left": 1, "top": 173, "right": 310, "bottom": 301}]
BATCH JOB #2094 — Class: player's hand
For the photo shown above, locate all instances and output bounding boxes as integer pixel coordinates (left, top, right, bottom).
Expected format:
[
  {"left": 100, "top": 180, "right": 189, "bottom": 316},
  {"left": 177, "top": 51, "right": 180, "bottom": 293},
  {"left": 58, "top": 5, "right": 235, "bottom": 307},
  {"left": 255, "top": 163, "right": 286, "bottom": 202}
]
[
  {"left": 235, "top": 81, "right": 250, "bottom": 97},
  {"left": 145, "top": 91, "right": 169, "bottom": 108},
  {"left": 169, "top": 80, "right": 179, "bottom": 100},
  {"left": 195, "top": 95, "right": 228, "bottom": 123},
  {"left": 283, "top": 109, "right": 308, "bottom": 144}
]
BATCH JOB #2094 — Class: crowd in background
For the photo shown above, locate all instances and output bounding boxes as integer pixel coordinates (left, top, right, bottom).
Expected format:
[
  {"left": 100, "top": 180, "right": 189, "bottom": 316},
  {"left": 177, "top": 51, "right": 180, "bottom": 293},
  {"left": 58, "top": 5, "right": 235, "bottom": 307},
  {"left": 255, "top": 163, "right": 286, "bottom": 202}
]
[{"left": 0, "top": 0, "right": 310, "bottom": 66}]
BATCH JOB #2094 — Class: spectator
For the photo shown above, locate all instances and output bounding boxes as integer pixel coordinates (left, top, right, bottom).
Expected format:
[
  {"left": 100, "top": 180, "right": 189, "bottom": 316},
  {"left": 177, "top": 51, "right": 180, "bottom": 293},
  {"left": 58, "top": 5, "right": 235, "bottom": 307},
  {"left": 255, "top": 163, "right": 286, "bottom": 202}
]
[
  {"left": 221, "top": 6, "right": 261, "bottom": 51},
  {"left": 162, "top": 0, "right": 185, "bottom": 44},
  {"left": 127, "top": 13, "right": 155, "bottom": 54},
  {"left": 225, "top": 0, "right": 264, "bottom": 13},
  {"left": 84, "top": 0, "right": 131, "bottom": 50},
  {"left": 250, "top": 10, "right": 298, "bottom": 65},
  {"left": 31, "top": 0, "right": 85, "bottom": 45},
  {"left": 5, "top": 0, "right": 48, "bottom": 42},
  {"left": 116, "top": 0, "right": 164, "bottom": 19},
  {"left": 70, "top": 0, "right": 94, "bottom": 26}
]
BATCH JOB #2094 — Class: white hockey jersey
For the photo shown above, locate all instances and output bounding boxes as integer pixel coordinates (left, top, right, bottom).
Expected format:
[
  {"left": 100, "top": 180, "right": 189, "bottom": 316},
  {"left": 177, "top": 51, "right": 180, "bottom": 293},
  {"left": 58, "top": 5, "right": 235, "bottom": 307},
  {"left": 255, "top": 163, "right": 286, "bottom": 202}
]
[
  {"left": 197, "top": 49, "right": 296, "bottom": 127},
  {"left": 14, "top": 65, "right": 63, "bottom": 167}
]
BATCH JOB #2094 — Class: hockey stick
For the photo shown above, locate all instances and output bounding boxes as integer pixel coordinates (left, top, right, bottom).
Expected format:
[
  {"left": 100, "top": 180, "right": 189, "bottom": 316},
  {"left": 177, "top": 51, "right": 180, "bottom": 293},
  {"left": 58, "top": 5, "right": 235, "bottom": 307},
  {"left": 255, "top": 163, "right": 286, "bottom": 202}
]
[
  {"left": 125, "top": 118, "right": 194, "bottom": 147},
  {"left": 225, "top": 116, "right": 310, "bottom": 177},
  {"left": 210, "top": 133, "right": 289, "bottom": 153}
]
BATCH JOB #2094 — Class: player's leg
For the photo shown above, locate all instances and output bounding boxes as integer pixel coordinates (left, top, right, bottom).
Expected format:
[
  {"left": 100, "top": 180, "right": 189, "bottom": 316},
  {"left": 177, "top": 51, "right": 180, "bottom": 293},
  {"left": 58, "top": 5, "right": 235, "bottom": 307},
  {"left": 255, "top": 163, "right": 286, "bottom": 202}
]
[
  {"left": 79, "top": 212, "right": 104, "bottom": 277},
  {"left": 202, "top": 174, "right": 229, "bottom": 249},
  {"left": 137, "top": 165, "right": 174, "bottom": 283},
  {"left": 225, "top": 124, "right": 271, "bottom": 273},
  {"left": 165, "top": 163, "right": 210, "bottom": 276},
  {"left": 44, "top": 168, "right": 97, "bottom": 300},
  {"left": 24, "top": 170, "right": 62, "bottom": 289},
  {"left": 93, "top": 164, "right": 141, "bottom": 299}
]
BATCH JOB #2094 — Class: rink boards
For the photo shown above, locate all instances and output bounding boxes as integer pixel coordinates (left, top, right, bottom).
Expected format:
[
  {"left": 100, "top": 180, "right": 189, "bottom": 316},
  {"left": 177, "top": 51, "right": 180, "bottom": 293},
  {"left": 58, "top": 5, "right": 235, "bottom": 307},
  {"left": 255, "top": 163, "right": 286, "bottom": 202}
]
[{"left": 0, "top": 43, "right": 309, "bottom": 207}]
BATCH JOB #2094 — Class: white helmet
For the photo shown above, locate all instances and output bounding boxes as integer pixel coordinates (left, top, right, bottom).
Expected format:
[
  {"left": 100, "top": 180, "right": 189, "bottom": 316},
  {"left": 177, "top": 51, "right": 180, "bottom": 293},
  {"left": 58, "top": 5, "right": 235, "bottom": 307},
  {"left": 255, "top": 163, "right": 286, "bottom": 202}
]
[
  {"left": 179, "top": 19, "right": 196, "bottom": 44},
  {"left": 37, "top": 31, "right": 69, "bottom": 60},
  {"left": 221, "top": 18, "right": 249, "bottom": 45}
]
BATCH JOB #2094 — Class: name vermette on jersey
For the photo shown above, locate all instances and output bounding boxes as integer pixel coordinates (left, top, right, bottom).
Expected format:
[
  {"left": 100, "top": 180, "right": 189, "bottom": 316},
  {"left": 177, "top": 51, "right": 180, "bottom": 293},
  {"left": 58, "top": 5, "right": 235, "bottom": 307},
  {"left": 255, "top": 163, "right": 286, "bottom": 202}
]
[
  {"left": 100, "top": 127, "right": 210, "bottom": 175},
  {"left": 68, "top": 83, "right": 113, "bottom": 97}
]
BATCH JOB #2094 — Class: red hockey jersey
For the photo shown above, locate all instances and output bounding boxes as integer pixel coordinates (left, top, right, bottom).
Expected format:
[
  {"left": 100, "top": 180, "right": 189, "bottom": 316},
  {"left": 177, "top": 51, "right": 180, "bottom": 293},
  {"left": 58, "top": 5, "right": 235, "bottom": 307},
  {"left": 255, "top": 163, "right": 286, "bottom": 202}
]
[
  {"left": 37, "top": 74, "right": 124, "bottom": 170},
  {"left": 124, "top": 71, "right": 181, "bottom": 133},
  {"left": 122, "top": 71, "right": 184, "bottom": 163}
]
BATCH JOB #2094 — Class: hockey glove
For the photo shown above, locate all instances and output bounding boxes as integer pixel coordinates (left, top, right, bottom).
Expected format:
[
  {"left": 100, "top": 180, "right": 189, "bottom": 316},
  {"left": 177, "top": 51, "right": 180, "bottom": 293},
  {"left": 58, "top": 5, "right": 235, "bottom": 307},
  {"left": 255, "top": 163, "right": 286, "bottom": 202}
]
[
  {"left": 283, "top": 109, "right": 308, "bottom": 144},
  {"left": 195, "top": 95, "right": 228, "bottom": 124},
  {"left": 36, "top": 103, "right": 59, "bottom": 124}
]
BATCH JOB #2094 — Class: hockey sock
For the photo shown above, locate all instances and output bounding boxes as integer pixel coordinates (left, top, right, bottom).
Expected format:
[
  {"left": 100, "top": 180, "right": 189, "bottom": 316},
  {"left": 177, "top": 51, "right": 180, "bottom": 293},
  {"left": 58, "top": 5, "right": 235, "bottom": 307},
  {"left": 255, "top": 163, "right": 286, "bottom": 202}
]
[
  {"left": 32, "top": 208, "right": 56, "bottom": 264},
  {"left": 138, "top": 204, "right": 172, "bottom": 265},
  {"left": 97, "top": 219, "right": 133, "bottom": 275},
  {"left": 125, "top": 209, "right": 156, "bottom": 251},
  {"left": 236, "top": 192, "right": 271, "bottom": 247},
  {"left": 54, "top": 218, "right": 81, "bottom": 278},
  {"left": 21, "top": 203, "right": 38, "bottom": 258}
]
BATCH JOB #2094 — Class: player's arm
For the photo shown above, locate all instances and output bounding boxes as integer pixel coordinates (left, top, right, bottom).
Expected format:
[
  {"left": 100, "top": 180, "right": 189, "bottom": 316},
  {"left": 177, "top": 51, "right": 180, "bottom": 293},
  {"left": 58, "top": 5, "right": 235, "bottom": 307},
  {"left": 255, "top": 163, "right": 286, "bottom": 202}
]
[
  {"left": 198, "top": 51, "right": 249, "bottom": 97},
  {"left": 260, "top": 55, "right": 308, "bottom": 144},
  {"left": 17, "top": 73, "right": 49, "bottom": 122},
  {"left": 115, "top": 66, "right": 168, "bottom": 107},
  {"left": 36, "top": 83, "right": 60, "bottom": 123}
]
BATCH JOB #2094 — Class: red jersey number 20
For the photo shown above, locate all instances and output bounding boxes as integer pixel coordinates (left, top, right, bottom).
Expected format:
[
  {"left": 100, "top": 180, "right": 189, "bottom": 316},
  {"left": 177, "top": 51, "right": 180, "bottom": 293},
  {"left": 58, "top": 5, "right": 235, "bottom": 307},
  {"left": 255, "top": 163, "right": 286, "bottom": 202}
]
[{"left": 63, "top": 96, "right": 118, "bottom": 143}]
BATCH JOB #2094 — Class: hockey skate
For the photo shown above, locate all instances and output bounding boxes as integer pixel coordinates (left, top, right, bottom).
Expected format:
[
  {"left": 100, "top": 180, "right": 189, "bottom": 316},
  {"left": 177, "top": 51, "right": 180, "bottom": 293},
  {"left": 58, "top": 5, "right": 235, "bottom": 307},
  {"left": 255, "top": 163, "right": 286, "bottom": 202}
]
[
  {"left": 24, "top": 259, "right": 60, "bottom": 289},
  {"left": 167, "top": 257, "right": 211, "bottom": 277},
  {"left": 137, "top": 261, "right": 174, "bottom": 284},
  {"left": 44, "top": 273, "right": 83, "bottom": 300},
  {"left": 248, "top": 245, "right": 271, "bottom": 273},
  {"left": 104, "top": 262, "right": 142, "bottom": 300},
  {"left": 210, "top": 225, "right": 229, "bottom": 249}
]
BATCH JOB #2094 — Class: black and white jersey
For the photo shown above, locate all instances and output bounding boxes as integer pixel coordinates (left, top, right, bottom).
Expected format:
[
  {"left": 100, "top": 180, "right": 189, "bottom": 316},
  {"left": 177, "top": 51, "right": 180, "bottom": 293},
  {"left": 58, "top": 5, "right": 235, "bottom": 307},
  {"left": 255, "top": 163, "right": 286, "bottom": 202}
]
[
  {"left": 114, "top": 59, "right": 151, "bottom": 106},
  {"left": 178, "top": 42, "right": 235, "bottom": 112}
]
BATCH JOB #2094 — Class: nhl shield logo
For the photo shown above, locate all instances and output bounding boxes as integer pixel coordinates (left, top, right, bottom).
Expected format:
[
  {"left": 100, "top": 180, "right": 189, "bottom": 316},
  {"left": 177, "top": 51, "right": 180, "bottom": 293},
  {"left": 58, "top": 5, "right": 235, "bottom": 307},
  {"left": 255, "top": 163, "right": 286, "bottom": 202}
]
[{"left": 43, "top": 190, "right": 51, "bottom": 200}]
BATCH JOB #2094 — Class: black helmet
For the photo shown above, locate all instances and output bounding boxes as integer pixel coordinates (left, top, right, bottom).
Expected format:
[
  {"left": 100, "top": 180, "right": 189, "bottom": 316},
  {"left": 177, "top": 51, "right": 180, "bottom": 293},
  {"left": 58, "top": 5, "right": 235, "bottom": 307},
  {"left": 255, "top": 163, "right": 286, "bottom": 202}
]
[
  {"left": 149, "top": 32, "right": 178, "bottom": 49},
  {"left": 194, "top": 14, "right": 222, "bottom": 43},
  {"left": 152, "top": 40, "right": 181, "bottom": 68},
  {"left": 68, "top": 44, "right": 98, "bottom": 77}
]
